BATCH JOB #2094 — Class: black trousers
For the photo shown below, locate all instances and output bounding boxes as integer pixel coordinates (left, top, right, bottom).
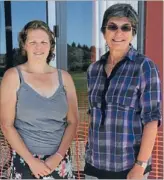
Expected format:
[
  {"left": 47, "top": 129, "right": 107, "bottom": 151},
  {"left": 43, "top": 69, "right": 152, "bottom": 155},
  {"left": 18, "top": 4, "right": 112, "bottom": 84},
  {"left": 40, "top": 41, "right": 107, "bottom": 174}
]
[
  {"left": 84, "top": 162, "right": 151, "bottom": 179},
  {"left": 84, "top": 163, "right": 131, "bottom": 179}
]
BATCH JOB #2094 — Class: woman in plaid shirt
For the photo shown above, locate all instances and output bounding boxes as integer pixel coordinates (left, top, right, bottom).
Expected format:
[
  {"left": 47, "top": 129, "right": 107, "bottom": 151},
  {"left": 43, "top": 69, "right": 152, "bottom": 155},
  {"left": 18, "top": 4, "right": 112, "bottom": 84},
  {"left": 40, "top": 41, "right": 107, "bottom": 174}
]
[{"left": 84, "top": 3, "right": 161, "bottom": 179}]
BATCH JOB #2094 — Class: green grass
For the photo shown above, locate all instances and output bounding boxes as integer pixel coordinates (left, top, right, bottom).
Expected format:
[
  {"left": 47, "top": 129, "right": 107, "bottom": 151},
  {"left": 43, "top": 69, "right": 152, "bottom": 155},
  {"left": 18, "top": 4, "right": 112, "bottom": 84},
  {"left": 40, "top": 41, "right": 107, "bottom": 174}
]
[
  {"left": 70, "top": 72, "right": 87, "bottom": 92},
  {"left": 70, "top": 71, "right": 88, "bottom": 107}
]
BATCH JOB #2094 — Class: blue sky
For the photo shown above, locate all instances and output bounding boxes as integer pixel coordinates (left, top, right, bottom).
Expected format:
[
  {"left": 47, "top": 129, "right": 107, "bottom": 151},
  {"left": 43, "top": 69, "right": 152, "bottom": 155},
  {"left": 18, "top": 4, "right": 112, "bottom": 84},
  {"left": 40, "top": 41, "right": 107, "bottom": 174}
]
[
  {"left": 67, "top": 1, "right": 93, "bottom": 47},
  {"left": 0, "top": 1, "right": 93, "bottom": 54}
]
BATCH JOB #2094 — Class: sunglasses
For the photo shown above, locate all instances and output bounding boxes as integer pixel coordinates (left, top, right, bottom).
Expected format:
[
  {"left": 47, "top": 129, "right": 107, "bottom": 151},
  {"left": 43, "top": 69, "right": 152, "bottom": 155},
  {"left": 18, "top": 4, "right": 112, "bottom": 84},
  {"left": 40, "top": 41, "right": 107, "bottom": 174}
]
[{"left": 104, "top": 24, "right": 133, "bottom": 32}]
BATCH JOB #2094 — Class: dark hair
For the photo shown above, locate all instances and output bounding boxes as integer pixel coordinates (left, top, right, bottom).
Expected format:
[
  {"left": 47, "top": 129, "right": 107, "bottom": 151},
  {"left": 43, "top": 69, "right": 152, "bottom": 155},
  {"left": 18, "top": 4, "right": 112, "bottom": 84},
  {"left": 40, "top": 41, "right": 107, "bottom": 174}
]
[
  {"left": 101, "top": 3, "right": 138, "bottom": 36},
  {"left": 18, "top": 20, "right": 55, "bottom": 64}
]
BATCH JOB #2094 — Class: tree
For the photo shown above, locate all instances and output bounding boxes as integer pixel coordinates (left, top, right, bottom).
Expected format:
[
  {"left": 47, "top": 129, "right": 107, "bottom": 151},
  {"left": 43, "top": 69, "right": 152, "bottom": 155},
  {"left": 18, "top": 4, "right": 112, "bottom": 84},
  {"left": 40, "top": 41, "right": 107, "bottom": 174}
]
[
  {"left": 68, "top": 43, "right": 92, "bottom": 72},
  {"left": 77, "top": 43, "right": 82, "bottom": 49},
  {"left": 82, "top": 44, "right": 90, "bottom": 51},
  {"left": 71, "top": 42, "right": 76, "bottom": 48}
]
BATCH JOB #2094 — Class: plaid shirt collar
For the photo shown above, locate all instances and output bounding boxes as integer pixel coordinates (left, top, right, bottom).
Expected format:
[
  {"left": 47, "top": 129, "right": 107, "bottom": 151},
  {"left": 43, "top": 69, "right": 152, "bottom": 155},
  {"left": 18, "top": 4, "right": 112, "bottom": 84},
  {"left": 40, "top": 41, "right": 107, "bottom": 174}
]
[{"left": 99, "top": 44, "right": 137, "bottom": 65}]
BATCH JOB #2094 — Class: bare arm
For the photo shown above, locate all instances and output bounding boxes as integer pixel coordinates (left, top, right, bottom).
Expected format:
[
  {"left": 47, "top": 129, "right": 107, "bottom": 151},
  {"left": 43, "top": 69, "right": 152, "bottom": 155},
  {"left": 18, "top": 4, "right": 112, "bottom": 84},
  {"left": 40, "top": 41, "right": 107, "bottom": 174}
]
[
  {"left": 127, "top": 61, "right": 161, "bottom": 179},
  {"left": 0, "top": 68, "right": 51, "bottom": 178},
  {"left": 127, "top": 121, "right": 158, "bottom": 179},
  {"left": 0, "top": 68, "right": 34, "bottom": 163},
  {"left": 58, "top": 71, "right": 79, "bottom": 155},
  {"left": 45, "top": 70, "right": 79, "bottom": 170},
  {"left": 137, "top": 121, "right": 158, "bottom": 162}
]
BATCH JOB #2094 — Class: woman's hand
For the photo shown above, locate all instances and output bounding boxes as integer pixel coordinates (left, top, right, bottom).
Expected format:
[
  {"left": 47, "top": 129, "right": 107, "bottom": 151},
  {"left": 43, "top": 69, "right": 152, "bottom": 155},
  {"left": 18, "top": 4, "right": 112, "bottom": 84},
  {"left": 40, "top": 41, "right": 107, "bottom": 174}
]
[
  {"left": 45, "top": 153, "right": 63, "bottom": 172},
  {"left": 28, "top": 157, "right": 51, "bottom": 179},
  {"left": 127, "top": 164, "right": 145, "bottom": 179}
]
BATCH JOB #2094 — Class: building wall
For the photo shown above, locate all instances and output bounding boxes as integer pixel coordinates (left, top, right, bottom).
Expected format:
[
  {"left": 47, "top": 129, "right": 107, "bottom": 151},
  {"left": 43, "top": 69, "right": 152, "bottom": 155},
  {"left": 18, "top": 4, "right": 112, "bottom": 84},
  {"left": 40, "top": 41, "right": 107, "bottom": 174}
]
[{"left": 145, "top": 1, "right": 163, "bottom": 179}]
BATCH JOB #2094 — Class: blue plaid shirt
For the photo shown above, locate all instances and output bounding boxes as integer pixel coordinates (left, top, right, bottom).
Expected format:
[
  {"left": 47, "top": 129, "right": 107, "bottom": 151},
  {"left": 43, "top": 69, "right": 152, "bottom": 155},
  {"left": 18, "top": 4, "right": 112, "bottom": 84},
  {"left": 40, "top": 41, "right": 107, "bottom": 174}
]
[{"left": 85, "top": 46, "right": 161, "bottom": 172}]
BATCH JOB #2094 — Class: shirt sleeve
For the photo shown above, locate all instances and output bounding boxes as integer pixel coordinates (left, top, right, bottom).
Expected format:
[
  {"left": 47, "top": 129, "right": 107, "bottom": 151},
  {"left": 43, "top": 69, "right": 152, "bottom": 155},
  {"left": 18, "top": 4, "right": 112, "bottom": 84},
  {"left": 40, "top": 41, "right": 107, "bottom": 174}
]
[
  {"left": 140, "top": 60, "right": 162, "bottom": 126},
  {"left": 87, "top": 64, "right": 93, "bottom": 115}
]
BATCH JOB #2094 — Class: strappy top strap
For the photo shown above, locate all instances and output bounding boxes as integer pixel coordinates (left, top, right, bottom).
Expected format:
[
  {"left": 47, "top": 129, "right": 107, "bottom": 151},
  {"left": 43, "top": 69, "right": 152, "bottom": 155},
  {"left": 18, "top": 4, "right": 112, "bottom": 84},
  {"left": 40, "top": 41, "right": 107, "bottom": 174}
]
[
  {"left": 15, "top": 66, "right": 24, "bottom": 83},
  {"left": 57, "top": 69, "right": 63, "bottom": 86}
]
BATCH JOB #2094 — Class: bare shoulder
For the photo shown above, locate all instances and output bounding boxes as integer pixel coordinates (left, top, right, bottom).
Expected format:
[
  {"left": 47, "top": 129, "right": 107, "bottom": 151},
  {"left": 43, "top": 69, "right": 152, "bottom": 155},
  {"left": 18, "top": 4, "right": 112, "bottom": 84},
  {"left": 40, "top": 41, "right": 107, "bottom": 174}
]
[
  {"left": 60, "top": 70, "right": 75, "bottom": 89},
  {"left": 0, "top": 67, "right": 19, "bottom": 90},
  {"left": 60, "top": 69, "right": 72, "bottom": 79},
  {"left": 60, "top": 70, "right": 74, "bottom": 83},
  {"left": 1, "top": 67, "right": 18, "bottom": 81}
]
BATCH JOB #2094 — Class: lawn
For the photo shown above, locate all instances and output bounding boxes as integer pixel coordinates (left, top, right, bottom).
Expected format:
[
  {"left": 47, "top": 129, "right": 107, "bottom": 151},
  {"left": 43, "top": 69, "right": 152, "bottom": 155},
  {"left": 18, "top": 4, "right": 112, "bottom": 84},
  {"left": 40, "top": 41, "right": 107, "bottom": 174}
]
[
  {"left": 70, "top": 71, "right": 89, "bottom": 111},
  {"left": 70, "top": 71, "right": 88, "bottom": 92}
]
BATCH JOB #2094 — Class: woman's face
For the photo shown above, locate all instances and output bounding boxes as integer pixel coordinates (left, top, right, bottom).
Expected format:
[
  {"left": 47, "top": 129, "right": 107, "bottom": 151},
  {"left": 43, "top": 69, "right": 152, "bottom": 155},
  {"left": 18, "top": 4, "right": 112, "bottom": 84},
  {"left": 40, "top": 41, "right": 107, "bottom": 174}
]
[
  {"left": 103, "top": 17, "right": 133, "bottom": 51},
  {"left": 24, "top": 29, "right": 51, "bottom": 62}
]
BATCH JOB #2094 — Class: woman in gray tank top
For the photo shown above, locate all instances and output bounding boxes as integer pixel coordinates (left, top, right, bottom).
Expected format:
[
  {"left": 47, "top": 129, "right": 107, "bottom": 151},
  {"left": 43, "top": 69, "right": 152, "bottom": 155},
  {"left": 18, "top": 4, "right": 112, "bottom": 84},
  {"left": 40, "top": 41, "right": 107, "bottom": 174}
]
[{"left": 0, "top": 20, "right": 78, "bottom": 179}]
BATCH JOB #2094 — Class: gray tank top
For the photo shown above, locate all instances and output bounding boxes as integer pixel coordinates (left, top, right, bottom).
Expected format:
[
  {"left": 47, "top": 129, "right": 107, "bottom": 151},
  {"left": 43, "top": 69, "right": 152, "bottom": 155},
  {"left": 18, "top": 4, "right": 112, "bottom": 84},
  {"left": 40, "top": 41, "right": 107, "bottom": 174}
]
[{"left": 14, "top": 67, "right": 68, "bottom": 155}]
